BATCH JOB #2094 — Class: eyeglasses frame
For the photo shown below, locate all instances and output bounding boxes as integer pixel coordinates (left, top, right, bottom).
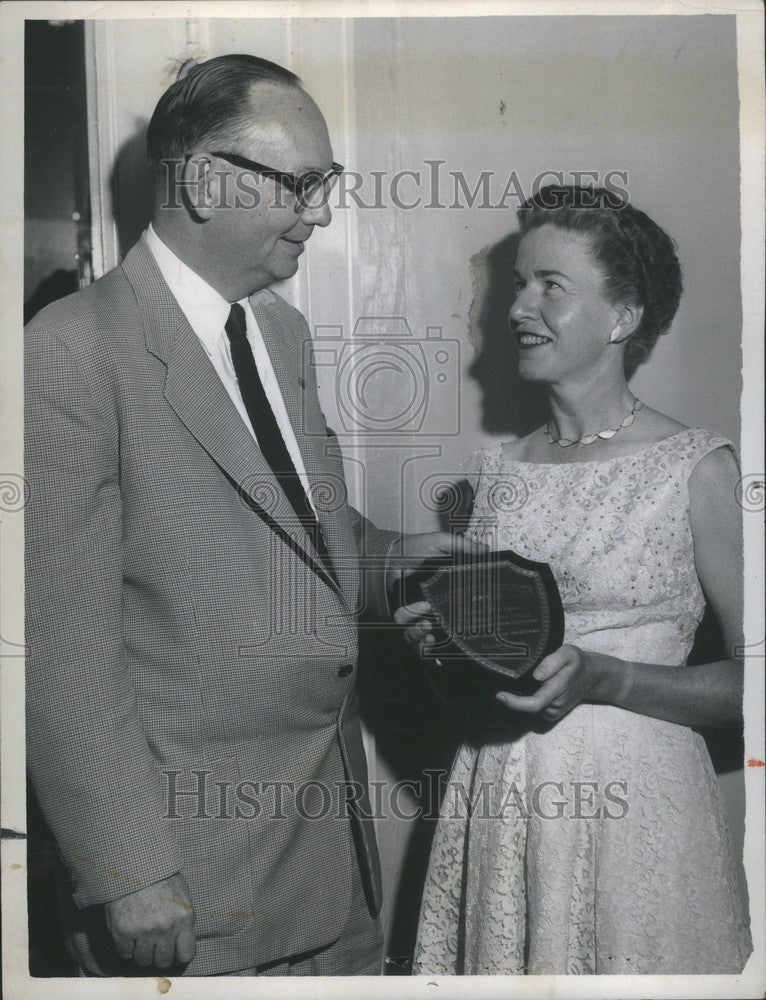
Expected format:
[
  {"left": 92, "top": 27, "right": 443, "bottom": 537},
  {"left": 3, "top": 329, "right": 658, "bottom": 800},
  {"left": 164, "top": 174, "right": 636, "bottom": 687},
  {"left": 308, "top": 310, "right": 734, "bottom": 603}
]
[{"left": 209, "top": 150, "right": 344, "bottom": 211}]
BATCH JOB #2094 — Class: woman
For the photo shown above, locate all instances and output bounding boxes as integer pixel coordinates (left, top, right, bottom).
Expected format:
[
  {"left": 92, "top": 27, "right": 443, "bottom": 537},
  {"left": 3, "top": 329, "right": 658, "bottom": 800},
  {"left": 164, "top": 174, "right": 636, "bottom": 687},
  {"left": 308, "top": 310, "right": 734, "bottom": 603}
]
[{"left": 401, "top": 186, "right": 752, "bottom": 975}]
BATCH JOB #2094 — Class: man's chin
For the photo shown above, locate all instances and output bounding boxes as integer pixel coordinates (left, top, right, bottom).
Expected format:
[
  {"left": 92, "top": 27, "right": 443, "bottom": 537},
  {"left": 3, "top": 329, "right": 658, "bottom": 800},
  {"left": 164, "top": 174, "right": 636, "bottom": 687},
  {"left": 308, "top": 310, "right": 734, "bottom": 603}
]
[
  {"left": 267, "top": 256, "right": 301, "bottom": 284},
  {"left": 276, "top": 259, "right": 301, "bottom": 281}
]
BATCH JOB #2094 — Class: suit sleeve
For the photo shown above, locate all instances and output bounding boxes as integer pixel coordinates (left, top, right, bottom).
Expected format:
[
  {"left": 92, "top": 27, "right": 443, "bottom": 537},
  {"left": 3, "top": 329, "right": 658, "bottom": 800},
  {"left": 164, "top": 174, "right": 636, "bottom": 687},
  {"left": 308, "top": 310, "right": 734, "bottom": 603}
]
[
  {"left": 346, "top": 504, "right": 401, "bottom": 623},
  {"left": 25, "top": 324, "right": 184, "bottom": 907}
]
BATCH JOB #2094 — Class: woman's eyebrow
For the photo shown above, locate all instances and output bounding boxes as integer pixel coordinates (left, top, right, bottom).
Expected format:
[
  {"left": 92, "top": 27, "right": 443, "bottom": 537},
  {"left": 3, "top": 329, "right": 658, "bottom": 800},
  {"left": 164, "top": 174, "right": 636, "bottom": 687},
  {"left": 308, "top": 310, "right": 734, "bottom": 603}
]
[{"left": 535, "top": 268, "right": 571, "bottom": 280}]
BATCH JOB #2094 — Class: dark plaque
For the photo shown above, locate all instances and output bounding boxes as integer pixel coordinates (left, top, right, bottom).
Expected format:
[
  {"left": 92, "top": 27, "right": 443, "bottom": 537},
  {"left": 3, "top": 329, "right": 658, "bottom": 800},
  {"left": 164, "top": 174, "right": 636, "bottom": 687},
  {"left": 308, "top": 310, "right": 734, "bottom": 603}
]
[{"left": 405, "top": 549, "right": 564, "bottom": 693}]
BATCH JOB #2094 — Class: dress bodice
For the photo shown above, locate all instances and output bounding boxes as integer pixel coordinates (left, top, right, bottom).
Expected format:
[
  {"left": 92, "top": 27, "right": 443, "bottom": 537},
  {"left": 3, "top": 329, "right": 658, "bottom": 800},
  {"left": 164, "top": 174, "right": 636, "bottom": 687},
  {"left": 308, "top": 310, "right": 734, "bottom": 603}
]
[{"left": 467, "top": 428, "right": 734, "bottom": 665}]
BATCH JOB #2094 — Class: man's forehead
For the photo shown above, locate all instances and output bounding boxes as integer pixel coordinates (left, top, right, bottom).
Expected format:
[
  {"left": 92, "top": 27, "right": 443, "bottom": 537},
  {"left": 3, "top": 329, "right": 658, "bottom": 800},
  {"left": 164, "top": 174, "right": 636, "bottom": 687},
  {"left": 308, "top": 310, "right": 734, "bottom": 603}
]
[{"left": 239, "top": 81, "right": 332, "bottom": 171}]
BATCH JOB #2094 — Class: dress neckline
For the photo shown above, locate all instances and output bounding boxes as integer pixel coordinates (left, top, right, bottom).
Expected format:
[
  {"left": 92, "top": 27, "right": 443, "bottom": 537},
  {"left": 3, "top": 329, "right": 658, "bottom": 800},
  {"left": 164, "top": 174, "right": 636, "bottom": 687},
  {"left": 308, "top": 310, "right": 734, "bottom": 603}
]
[{"left": 495, "top": 427, "right": 704, "bottom": 469}]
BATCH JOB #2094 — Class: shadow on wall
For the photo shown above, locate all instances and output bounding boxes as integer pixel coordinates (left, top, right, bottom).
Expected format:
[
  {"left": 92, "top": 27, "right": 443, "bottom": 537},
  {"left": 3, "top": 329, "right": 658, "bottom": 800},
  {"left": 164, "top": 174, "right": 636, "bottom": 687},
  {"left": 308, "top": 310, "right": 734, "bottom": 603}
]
[
  {"left": 25, "top": 124, "right": 154, "bottom": 321},
  {"left": 426, "top": 231, "right": 551, "bottom": 533},
  {"left": 468, "top": 232, "right": 548, "bottom": 439},
  {"left": 111, "top": 122, "right": 155, "bottom": 260}
]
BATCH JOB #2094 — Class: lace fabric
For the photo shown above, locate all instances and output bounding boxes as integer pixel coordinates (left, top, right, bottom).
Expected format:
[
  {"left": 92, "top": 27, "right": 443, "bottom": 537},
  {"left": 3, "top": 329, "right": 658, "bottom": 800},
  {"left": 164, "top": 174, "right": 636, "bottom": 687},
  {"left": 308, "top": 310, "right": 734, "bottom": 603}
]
[{"left": 413, "top": 429, "right": 752, "bottom": 975}]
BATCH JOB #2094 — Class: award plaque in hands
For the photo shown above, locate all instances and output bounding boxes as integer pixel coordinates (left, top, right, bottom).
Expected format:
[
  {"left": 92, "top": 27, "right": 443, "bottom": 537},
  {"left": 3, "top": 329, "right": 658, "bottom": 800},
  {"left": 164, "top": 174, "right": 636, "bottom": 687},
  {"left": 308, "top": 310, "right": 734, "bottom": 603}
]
[{"left": 405, "top": 549, "right": 564, "bottom": 696}]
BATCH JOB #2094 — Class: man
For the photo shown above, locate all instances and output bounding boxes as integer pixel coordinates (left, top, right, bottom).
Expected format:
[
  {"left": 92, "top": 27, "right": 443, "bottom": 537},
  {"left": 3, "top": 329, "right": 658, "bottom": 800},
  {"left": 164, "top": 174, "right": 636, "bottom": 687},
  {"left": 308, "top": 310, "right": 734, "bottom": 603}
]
[{"left": 25, "top": 54, "right": 463, "bottom": 977}]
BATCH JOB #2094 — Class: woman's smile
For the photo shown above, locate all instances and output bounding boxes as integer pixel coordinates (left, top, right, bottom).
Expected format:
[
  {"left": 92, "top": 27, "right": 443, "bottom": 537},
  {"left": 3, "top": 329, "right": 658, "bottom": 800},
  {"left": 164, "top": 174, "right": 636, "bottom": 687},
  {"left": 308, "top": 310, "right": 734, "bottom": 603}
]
[{"left": 516, "top": 330, "right": 554, "bottom": 348}]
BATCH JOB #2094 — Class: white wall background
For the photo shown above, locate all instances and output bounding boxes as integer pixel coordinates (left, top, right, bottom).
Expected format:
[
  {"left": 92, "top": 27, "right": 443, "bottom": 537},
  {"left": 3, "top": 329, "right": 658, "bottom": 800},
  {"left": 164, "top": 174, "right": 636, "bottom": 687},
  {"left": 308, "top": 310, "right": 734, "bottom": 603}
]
[{"left": 85, "top": 13, "right": 746, "bottom": 957}]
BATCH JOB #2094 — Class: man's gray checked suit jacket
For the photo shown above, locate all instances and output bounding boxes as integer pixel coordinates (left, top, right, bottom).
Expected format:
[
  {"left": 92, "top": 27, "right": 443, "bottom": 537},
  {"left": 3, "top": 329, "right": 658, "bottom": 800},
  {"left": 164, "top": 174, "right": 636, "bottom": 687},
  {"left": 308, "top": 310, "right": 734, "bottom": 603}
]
[{"left": 24, "top": 236, "right": 398, "bottom": 974}]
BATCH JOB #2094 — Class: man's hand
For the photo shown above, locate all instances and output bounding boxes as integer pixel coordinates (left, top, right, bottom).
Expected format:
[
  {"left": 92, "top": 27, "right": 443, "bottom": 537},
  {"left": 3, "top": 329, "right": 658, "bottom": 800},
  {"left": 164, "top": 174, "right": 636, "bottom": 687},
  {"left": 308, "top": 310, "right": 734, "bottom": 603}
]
[
  {"left": 104, "top": 872, "right": 196, "bottom": 968},
  {"left": 388, "top": 530, "right": 487, "bottom": 585},
  {"left": 394, "top": 600, "right": 440, "bottom": 660},
  {"left": 390, "top": 532, "right": 487, "bottom": 657},
  {"left": 390, "top": 530, "right": 486, "bottom": 578}
]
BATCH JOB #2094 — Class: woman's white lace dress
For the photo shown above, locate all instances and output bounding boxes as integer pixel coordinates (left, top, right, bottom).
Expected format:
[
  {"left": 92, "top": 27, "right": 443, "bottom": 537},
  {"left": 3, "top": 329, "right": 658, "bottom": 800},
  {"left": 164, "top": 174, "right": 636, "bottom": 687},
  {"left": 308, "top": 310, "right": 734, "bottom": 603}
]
[{"left": 413, "top": 429, "right": 752, "bottom": 975}]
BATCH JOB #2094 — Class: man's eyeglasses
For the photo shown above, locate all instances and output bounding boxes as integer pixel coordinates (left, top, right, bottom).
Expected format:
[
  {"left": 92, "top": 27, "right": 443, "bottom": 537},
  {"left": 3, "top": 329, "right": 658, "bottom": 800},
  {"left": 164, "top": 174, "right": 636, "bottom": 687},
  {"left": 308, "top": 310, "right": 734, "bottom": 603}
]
[{"left": 211, "top": 151, "right": 343, "bottom": 212}]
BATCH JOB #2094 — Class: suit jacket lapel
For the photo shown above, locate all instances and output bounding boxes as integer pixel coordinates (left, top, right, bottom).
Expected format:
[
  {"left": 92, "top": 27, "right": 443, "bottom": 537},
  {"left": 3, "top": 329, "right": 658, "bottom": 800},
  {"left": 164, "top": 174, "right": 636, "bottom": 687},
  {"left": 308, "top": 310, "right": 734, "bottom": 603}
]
[
  {"left": 120, "top": 239, "right": 342, "bottom": 598},
  {"left": 252, "top": 300, "right": 360, "bottom": 611}
]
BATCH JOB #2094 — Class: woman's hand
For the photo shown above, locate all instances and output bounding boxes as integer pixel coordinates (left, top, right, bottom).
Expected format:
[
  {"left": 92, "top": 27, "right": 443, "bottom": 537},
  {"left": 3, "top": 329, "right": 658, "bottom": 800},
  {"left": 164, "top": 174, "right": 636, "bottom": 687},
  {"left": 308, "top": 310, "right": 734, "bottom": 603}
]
[{"left": 495, "top": 645, "right": 625, "bottom": 721}]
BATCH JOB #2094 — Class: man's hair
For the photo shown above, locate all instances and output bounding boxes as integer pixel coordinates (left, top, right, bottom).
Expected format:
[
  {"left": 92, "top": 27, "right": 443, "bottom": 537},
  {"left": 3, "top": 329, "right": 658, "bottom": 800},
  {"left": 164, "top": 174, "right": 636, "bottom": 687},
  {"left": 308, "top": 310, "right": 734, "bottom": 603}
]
[{"left": 147, "top": 54, "right": 301, "bottom": 176}]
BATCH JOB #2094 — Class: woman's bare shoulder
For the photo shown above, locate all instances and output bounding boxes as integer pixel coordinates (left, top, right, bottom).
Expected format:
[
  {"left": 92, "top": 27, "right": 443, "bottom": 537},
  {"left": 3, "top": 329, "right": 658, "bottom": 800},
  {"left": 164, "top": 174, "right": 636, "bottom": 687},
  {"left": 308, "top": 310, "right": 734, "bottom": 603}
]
[{"left": 633, "top": 407, "right": 688, "bottom": 442}]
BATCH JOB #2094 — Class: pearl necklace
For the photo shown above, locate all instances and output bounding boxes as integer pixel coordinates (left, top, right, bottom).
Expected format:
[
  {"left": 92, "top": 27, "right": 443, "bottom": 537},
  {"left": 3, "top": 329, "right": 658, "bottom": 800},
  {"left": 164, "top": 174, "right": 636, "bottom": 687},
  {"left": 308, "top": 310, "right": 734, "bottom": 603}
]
[{"left": 545, "top": 398, "right": 644, "bottom": 447}]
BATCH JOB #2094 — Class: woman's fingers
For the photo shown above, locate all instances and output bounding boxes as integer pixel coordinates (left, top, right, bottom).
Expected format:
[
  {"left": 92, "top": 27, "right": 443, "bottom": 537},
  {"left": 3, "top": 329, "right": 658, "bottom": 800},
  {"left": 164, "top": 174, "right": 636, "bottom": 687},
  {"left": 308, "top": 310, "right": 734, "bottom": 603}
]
[
  {"left": 495, "top": 670, "right": 569, "bottom": 714},
  {"left": 532, "top": 644, "right": 576, "bottom": 682},
  {"left": 496, "top": 646, "right": 593, "bottom": 719},
  {"left": 495, "top": 689, "right": 545, "bottom": 713}
]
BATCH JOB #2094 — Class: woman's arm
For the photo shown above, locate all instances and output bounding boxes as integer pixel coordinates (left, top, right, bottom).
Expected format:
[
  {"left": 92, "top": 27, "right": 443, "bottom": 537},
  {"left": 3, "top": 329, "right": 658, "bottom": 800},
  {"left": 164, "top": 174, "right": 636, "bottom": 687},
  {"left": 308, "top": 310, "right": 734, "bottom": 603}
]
[{"left": 496, "top": 446, "right": 745, "bottom": 728}]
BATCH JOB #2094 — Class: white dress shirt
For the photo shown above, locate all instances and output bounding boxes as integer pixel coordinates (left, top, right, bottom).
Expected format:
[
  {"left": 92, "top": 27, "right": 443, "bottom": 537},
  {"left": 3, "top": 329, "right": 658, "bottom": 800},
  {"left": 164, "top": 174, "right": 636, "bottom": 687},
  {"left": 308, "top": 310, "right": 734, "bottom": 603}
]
[{"left": 145, "top": 225, "right": 316, "bottom": 514}]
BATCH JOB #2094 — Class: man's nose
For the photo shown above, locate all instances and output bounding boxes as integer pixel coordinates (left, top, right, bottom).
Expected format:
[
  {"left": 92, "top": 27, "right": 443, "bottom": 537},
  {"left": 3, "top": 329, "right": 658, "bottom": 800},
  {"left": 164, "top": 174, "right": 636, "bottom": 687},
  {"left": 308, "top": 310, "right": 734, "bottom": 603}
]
[{"left": 301, "top": 199, "right": 332, "bottom": 228}]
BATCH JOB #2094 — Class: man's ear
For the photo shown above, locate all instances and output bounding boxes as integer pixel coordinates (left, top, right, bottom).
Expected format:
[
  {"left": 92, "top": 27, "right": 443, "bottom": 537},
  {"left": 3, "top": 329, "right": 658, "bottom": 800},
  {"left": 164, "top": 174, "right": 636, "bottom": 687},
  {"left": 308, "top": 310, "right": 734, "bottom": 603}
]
[
  {"left": 182, "top": 151, "right": 221, "bottom": 221},
  {"left": 608, "top": 302, "right": 644, "bottom": 345}
]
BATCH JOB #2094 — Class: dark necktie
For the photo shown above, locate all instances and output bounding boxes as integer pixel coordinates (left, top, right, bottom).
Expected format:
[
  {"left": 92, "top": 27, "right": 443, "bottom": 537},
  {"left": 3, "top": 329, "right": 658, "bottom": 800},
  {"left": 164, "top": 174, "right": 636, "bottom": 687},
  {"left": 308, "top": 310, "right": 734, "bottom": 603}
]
[{"left": 224, "top": 303, "right": 337, "bottom": 583}]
